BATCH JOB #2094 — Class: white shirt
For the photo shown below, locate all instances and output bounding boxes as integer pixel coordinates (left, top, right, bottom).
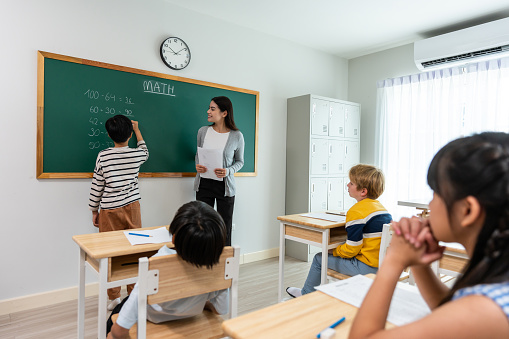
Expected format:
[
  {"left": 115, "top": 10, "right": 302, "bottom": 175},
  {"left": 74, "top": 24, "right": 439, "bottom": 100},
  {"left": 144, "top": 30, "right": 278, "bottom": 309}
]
[
  {"left": 203, "top": 126, "right": 229, "bottom": 151},
  {"left": 88, "top": 141, "right": 149, "bottom": 211},
  {"left": 115, "top": 245, "right": 229, "bottom": 330}
]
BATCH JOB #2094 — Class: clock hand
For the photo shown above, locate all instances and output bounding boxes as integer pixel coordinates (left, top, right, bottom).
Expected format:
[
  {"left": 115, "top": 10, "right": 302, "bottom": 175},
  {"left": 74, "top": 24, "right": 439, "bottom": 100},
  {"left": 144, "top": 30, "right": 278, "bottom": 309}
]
[
  {"left": 165, "top": 46, "right": 178, "bottom": 55},
  {"left": 175, "top": 48, "right": 187, "bottom": 55}
]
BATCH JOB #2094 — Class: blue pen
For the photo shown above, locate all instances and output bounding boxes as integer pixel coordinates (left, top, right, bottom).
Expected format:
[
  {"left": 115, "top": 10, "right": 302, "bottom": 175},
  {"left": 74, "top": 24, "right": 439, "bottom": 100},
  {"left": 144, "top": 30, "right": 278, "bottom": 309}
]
[
  {"left": 129, "top": 232, "right": 151, "bottom": 237},
  {"left": 316, "top": 316, "right": 346, "bottom": 338}
]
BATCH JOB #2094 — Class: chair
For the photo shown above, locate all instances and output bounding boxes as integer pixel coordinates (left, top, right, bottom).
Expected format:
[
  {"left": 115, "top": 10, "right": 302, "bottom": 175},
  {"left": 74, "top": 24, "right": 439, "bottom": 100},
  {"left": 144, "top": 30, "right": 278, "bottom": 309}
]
[
  {"left": 327, "top": 224, "right": 410, "bottom": 282},
  {"left": 429, "top": 244, "right": 468, "bottom": 283},
  {"left": 112, "top": 245, "right": 240, "bottom": 339}
]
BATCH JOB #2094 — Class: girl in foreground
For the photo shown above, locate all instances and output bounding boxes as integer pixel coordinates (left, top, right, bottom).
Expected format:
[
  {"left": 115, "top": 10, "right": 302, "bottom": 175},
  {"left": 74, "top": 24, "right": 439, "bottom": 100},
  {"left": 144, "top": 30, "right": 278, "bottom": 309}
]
[{"left": 349, "top": 132, "right": 509, "bottom": 338}]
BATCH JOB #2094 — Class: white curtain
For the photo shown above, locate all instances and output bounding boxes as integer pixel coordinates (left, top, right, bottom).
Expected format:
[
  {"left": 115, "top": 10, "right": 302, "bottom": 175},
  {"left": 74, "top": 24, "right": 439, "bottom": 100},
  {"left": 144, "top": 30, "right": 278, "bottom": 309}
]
[{"left": 376, "top": 58, "right": 509, "bottom": 219}]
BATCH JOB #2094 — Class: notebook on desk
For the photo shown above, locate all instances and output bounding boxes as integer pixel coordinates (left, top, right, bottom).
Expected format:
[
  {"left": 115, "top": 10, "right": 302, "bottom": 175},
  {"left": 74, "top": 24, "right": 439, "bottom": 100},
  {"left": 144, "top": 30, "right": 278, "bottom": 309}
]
[
  {"left": 326, "top": 210, "right": 346, "bottom": 216},
  {"left": 300, "top": 212, "right": 346, "bottom": 222},
  {"left": 316, "top": 275, "right": 430, "bottom": 326}
]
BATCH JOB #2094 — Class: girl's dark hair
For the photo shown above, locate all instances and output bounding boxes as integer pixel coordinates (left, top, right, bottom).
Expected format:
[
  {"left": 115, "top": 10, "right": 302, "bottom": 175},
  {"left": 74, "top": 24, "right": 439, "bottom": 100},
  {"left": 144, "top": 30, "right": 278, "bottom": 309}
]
[
  {"left": 427, "top": 132, "right": 509, "bottom": 303},
  {"left": 105, "top": 115, "right": 133, "bottom": 143},
  {"left": 169, "top": 201, "right": 226, "bottom": 269},
  {"left": 211, "top": 96, "right": 238, "bottom": 131}
]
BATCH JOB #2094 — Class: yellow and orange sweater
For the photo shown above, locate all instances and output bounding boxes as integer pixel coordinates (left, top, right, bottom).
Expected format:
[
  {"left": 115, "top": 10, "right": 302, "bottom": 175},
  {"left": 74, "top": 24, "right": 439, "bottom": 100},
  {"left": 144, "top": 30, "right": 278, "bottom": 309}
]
[{"left": 333, "top": 198, "right": 392, "bottom": 268}]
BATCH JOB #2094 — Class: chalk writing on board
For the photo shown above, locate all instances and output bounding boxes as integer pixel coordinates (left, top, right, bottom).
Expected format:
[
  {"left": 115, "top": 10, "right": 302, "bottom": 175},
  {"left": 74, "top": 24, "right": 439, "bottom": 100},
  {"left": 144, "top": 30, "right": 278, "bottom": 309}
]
[
  {"left": 89, "top": 141, "right": 114, "bottom": 150},
  {"left": 143, "top": 81, "right": 175, "bottom": 97},
  {"left": 84, "top": 89, "right": 135, "bottom": 105},
  {"left": 89, "top": 106, "right": 135, "bottom": 117}
]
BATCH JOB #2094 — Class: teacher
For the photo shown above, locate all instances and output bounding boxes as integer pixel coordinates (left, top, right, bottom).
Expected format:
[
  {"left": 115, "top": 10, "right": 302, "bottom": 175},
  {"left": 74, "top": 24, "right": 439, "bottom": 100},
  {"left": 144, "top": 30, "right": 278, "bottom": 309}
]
[{"left": 194, "top": 96, "right": 244, "bottom": 246}]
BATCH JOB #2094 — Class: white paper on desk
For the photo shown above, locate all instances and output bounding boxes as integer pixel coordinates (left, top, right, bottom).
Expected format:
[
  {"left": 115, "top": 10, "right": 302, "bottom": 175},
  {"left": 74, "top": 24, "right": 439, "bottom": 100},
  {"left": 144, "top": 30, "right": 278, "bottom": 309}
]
[
  {"left": 300, "top": 212, "right": 346, "bottom": 223},
  {"left": 197, "top": 147, "right": 223, "bottom": 181},
  {"left": 316, "top": 275, "right": 430, "bottom": 326},
  {"left": 124, "top": 227, "right": 171, "bottom": 245}
]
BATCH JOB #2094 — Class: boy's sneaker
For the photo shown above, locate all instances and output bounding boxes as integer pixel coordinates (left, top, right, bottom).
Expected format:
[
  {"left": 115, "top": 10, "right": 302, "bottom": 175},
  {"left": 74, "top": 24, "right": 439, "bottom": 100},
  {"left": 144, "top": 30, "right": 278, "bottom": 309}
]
[
  {"left": 286, "top": 287, "right": 302, "bottom": 298},
  {"left": 107, "top": 297, "right": 121, "bottom": 311}
]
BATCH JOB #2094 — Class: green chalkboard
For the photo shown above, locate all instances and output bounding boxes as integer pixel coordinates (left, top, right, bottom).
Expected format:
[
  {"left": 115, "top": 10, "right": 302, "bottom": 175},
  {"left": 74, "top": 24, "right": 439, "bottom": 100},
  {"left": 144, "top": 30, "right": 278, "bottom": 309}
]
[{"left": 37, "top": 51, "right": 258, "bottom": 178}]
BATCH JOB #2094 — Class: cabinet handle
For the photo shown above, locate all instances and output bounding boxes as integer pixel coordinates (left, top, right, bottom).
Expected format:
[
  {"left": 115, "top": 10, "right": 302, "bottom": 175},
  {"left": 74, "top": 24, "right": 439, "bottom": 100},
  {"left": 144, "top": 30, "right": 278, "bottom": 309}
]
[
  {"left": 329, "top": 144, "right": 333, "bottom": 155},
  {"left": 312, "top": 183, "right": 315, "bottom": 193},
  {"left": 329, "top": 183, "right": 332, "bottom": 192},
  {"left": 312, "top": 144, "right": 316, "bottom": 153},
  {"left": 345, "top": 145, "right": 348, "bottom": 155}
]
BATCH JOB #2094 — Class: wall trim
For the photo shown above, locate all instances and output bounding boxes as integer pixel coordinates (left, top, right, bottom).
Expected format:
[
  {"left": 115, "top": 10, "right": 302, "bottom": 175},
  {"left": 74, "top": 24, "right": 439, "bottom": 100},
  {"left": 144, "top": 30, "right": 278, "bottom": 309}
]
[
  {"left": 0, "top": 283, "right": 99, "bottom": 316},
  {"left": 0, "top": 247, "right": 279, "bottom": 315}
]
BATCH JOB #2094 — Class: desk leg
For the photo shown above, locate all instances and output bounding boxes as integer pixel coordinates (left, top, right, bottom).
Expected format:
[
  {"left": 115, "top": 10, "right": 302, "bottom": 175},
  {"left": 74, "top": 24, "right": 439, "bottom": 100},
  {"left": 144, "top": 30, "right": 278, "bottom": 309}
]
[
  {"left": 320, "top": 230, "right": 329, "bottom": 285},
  {"left": 78, "top": 249, "right": 86, "bottom": 339},
  {"left": 98, "top": 258, "right": 108, "bottom": 339},
  {"left": 278, "top": 221, "right": 285, "bottom": 302}
]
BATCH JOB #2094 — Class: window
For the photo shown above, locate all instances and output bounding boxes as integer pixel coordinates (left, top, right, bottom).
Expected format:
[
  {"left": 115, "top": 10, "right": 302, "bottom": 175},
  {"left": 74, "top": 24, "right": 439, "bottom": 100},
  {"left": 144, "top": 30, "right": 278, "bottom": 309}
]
[{"left": 376, "top": 58, "right": 509, "bottom": 218}]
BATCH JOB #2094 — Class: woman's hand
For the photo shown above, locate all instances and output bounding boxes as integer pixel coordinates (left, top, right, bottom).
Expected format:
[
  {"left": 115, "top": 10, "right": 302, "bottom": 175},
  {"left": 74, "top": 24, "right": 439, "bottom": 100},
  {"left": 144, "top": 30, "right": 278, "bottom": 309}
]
[
  {"left": 196, "top": 164, "right": 207, "bottom": 173},
  {"left": 214, "top": 168, "right": 227, "bottom": 178}
]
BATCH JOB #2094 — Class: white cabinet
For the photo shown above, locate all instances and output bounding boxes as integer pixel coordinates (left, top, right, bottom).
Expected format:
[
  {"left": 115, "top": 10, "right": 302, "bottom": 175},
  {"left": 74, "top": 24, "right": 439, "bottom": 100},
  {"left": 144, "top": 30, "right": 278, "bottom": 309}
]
[
  {"left": 310, "top": 138, "right": 329, "bottom": 175},
  {"left": 310, "top": 178, "right": 328, "bottom": 211},
  {"left": 327, "top": 178, "right": 344, "bottom": 211},
  {"left": 311, "top": 99, "right": 329, "bottom": 136},
  {"left": 328, "top": 139, "right": 345, "bottom": 175},
  {"left": 285, "top": 94, "right": 361, "bottom": 261}
]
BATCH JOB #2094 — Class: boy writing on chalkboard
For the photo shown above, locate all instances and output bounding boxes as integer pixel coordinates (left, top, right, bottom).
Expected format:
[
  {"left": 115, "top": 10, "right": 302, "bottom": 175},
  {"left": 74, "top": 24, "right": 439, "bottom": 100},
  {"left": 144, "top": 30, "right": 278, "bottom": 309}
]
[{"left": 88, "top": 114, "right": 149, "bottom": 311}]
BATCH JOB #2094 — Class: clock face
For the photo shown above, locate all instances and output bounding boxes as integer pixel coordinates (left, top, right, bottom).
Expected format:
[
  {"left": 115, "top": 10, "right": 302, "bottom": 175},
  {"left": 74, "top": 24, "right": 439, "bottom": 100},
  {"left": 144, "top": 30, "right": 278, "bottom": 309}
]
[{"left": 160, "top": 37, "right": 191, "bottom": 70}]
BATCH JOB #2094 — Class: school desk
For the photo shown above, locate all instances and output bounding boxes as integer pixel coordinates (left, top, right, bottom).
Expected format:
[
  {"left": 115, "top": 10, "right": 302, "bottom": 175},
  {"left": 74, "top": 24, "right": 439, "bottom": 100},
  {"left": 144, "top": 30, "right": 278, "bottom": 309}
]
[
  {"left": 72, "top": 225, "right": 172, "bottom": 339},
  {"left": 277, "top": 214, "right": 347, "bottom": 302},
  {"left": 398, "top": 199, "right": 430, "bottom": 217},
  {"left": 222, "top": 276, "right": 395, "bottom": 338}
]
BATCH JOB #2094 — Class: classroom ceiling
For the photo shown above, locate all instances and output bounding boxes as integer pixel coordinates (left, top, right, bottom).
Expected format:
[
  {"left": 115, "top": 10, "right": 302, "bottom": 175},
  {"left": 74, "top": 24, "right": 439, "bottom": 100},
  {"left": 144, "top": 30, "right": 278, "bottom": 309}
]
[{"left": 163, "top": 0, "right": 509, "bottom": 59}]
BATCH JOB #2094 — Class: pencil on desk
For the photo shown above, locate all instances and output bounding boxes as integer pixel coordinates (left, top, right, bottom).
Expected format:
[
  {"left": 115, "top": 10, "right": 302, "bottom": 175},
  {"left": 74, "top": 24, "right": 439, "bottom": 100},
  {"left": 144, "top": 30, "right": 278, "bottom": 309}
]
[
  {"left": 128, "top": 232, "right": 152, "bottom": 237},
  {"left": 317, "top": 316, "right": 345, "bottom": 338}
]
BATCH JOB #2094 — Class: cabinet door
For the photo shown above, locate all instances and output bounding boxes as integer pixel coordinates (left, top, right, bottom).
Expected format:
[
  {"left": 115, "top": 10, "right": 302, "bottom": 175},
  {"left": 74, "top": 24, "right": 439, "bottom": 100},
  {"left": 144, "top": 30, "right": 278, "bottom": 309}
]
[
  {"left": 327, "top": 178, "right": 344, "bottom": 211},
  {"left": 343, "top": 177, "right": 357, "bottom": 211},
  {"left": 344, "top": 141, "right": 360, "bottom": 171},
  {"left": 311, "top": 99, "right": 329, "bottom": 136},
  {"left": 345, "top": 105, "right": 360, "bottom": 139},
  {"left": 310, "top": 178, "right": 328, "bottom": 211},
  {"left": 311, "top": 138, "right": 329, "bottom": 175},
  {"left": 328, "top": 139, "right": 345, "bottom": 175},
  {"left": 329, "top": 102, "right": 345, "bottom": 137}
]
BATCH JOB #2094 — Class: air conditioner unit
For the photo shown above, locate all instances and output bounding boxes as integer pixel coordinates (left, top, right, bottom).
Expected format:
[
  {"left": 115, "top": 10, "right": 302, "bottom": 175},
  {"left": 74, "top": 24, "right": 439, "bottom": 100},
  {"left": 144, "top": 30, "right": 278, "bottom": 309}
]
[{"left": 414, "top": 17, "right": 509, "bottom": 71}]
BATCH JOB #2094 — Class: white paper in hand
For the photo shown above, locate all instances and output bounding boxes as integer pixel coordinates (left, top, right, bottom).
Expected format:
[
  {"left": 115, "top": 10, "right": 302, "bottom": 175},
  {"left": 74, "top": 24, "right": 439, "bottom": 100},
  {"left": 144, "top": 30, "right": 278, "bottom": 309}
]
[{"left": 197, "top": 147, "right": 223, "bottom": 181}]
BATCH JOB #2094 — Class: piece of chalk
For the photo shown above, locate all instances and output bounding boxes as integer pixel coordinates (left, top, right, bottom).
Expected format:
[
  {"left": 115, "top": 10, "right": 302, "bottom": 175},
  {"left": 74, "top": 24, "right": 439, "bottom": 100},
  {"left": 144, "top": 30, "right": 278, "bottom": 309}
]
[{"left": 319, "top": 328, "right": 336, "bottom": 339}]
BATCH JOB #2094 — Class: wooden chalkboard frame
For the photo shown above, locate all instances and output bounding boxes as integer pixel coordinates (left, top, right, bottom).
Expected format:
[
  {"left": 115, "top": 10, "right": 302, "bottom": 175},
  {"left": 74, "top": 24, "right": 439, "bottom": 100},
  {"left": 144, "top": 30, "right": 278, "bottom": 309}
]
[{"left": 37, "top": 51, "right": 259, "bottom": 179}]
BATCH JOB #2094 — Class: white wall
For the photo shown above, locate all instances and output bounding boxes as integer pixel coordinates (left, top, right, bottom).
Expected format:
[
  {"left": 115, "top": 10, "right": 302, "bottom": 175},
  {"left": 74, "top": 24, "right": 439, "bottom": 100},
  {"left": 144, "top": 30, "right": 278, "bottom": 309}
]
[
  {"left": 348, "top": 43, "right": 419, "bottom": 165},
  {"left": 0, "top": 0, "right": 348, "bottom": 301}
]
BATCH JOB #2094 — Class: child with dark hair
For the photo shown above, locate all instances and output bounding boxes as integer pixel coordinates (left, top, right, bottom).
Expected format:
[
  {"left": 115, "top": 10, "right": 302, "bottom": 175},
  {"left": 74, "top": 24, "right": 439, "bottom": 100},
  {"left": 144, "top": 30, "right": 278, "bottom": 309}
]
[
  {"left": 287, "top": 164, "right": 392, "bottom": 297},
  {"left": 88, "top": 115, "right": 149, "bottom": 310},
  {"left": 349, "top": 132, "right": 509, "bottom": 338},
  {"left": 106, "top": 201, "right": 228, "bottom": 339}
]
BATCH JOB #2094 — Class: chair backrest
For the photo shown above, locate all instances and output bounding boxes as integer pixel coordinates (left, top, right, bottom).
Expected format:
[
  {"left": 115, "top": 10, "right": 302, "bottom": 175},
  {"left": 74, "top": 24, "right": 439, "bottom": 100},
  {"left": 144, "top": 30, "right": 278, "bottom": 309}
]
[
  {"left": 378, "top": 223, "right": 392, "bottom": 266},
  {"left": 136, "top": 245, "right": 240, "bottom": 339}
]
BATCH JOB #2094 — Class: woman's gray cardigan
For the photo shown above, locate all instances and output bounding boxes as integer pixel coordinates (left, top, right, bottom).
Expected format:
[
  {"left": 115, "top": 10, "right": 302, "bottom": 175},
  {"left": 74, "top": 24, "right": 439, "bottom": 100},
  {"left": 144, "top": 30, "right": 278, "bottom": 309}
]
[{"left": 193, "top": 126, "right": 244, "bottom": 197}]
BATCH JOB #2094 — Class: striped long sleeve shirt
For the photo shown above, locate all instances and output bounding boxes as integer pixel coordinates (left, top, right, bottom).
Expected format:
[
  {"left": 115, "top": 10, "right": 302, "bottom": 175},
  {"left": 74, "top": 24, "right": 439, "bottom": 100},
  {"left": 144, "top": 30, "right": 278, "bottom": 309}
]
[
  {"left": 88, "top": 141, "right": 149, "bottom": 211},
  {"left": 333, "top": 198, "right": 392, "bottom": 268}
]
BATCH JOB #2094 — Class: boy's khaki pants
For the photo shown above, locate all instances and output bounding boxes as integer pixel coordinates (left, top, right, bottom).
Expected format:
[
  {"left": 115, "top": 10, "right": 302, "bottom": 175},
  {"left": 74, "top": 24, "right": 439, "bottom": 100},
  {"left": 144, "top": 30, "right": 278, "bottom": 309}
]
[{"left": 98, "top": 201, "right": 141, "bottom": 300}]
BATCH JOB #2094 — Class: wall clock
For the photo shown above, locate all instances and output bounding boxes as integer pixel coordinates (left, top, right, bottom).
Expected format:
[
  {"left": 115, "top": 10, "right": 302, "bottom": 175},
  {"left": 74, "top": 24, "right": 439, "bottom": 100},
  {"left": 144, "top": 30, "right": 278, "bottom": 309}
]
[{"left": 160, "top": 37, "right": 191, "bottom": 70}]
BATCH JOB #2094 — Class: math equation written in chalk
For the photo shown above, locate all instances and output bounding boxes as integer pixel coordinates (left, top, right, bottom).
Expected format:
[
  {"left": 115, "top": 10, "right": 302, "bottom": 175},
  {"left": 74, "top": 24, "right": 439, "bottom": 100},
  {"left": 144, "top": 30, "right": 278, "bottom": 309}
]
[{"left": 84, "top": 88, "right": 136, "bottom": 150}]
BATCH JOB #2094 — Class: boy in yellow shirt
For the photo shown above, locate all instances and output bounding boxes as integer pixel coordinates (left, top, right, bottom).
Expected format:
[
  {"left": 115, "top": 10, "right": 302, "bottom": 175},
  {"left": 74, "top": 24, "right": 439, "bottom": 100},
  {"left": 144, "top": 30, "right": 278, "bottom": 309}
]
[{"left": 287, "top": 164, "right": 392, "bottom": 297}]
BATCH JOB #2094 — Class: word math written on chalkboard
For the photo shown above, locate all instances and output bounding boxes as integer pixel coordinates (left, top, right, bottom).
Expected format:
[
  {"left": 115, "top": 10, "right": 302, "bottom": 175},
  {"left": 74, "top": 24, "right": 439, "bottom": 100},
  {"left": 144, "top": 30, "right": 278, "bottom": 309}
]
[{"left": 37, "top": 51, "right": 258, "bottom": 179}]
